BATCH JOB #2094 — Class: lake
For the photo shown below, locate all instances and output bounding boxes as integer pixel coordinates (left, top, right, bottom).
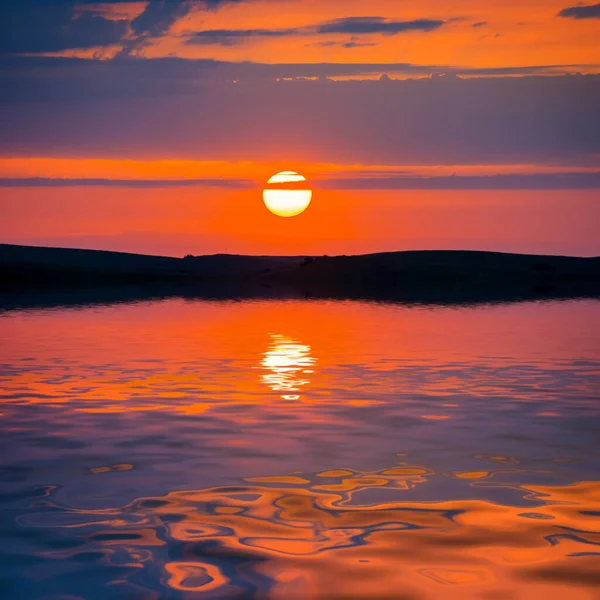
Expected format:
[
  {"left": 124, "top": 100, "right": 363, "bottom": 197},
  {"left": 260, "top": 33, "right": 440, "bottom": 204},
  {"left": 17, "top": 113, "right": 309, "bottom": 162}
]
[{"left": 1, "top": 298, "right": 599, "bottom": 599}]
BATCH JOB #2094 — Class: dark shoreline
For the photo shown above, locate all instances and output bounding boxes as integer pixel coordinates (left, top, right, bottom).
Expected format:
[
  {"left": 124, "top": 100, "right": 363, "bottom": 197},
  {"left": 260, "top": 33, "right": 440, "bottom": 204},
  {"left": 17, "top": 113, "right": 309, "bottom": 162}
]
[{"left": 2, "top": 243, "right": 600, "bottom": 310}]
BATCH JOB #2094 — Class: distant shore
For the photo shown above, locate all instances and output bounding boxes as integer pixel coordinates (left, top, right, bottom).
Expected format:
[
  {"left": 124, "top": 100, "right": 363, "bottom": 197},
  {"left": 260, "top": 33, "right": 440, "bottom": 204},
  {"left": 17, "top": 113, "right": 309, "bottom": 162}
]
[{"left": 1, "top": 243, "right": 600, "bottom": 310}]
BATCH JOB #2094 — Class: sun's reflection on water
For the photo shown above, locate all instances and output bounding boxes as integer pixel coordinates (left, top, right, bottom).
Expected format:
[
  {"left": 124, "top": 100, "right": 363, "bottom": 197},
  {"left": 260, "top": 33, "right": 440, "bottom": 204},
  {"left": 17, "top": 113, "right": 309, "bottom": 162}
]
[{"left": 260, "top": 334, "right": 316, "bottom": 400}]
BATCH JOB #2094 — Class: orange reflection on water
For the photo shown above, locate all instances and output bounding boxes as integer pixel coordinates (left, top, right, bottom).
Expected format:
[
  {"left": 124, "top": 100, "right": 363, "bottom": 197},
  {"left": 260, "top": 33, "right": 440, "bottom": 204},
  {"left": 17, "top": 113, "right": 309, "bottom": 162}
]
[
  {"left": 2, "top": 299, "right": 599, "bottom": 427},
  {"left": 3, "top": 299, "right": 600, "bottom": 598},
  {"left": 39, "top": 461, "right": 600, "bottom": 600},
  {"left": 165, "top": 561, "right": 229, "bottom": 594}
]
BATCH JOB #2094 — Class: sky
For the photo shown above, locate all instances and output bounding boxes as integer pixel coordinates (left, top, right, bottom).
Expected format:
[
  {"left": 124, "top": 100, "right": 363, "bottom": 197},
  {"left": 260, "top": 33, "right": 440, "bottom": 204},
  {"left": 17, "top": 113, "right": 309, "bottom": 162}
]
[{"left": 1, "top": 0, "right": 599, "bottom": 255}]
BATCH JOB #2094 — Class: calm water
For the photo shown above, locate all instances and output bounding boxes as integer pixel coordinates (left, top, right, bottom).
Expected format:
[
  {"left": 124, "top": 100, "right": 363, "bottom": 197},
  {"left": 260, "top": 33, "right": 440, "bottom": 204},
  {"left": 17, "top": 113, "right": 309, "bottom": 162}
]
[{"left": 1, "top": 298, "right": 599, "bottom": 599}]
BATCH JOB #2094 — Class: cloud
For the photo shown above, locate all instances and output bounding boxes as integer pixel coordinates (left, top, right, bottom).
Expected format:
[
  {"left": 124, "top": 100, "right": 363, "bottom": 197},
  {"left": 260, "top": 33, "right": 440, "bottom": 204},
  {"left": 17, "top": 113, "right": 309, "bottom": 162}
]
[
  {"left": 124, "top": 0, "right": 250, "bottom": 53},
  {"left": 472, "top": 21, "right": 487, "bottom": 28},
  {"left": 117, "top": 0, "right": 266, "bottom": 55},
  {"left": 342, "top": 38, "right": 379, "bottom": 49},
  {"left": 0, "top": 2, "right": 128, "bottom": 54},
  {"left": 306, "top": 38, "right": 379, "bottom": 49},
  {"left": 1, "top": 56, "right": 599, "bottom": 166},
  {"left": 2, "top": 173, "right": 599, "bottom": 190},
  {"left": 316, "top": 172, "right": 600, "bottom": 190},
  {"left": 187, "top": 16, "right": 446, "bottom": 45},
  {"left": 0, "top": 0, "right": 254, "bottom": 56},
  {"left": 2, "top": 55, "right": 596, "bottom": 100},
  {"left": 316, "top": 16, "right": 445, "bottom": 35},
  {"left": 129, "top": 1, "right": 194, "bottom": 37},
  {"left": 187, "top": 27, "right": 299, "bottom": 46},
  {"left": 0, "top": 177, "right": 251, "bottom": 188},
  {"left": 557, "top": 3, "right": 600, "bottom": 19}
]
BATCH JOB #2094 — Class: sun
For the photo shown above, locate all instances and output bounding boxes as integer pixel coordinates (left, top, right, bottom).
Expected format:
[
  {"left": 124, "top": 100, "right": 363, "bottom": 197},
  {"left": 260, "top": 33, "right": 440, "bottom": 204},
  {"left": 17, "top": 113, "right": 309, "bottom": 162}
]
[{"left": 263, "top": 171, "right": 313, "bottom": 217}]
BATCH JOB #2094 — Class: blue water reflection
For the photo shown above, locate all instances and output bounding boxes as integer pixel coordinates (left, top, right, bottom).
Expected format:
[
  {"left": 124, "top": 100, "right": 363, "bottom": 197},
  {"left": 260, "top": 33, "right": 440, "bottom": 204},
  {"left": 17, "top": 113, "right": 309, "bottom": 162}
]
[{"left": 1, "top": 298, "right": 599, "bottom": 598}]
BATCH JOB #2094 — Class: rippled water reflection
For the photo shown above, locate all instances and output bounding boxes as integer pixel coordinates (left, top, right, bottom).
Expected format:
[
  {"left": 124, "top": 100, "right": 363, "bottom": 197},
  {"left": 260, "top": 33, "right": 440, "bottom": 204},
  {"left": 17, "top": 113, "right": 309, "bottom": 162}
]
[{"left": 1, "top": 299, "right": 599, "bottom": 598}]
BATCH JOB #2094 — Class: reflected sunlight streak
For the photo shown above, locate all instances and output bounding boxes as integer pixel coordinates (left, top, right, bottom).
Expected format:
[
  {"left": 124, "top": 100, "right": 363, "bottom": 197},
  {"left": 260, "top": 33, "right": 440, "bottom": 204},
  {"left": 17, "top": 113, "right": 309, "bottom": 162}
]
[{"left": 260, "top": 334, "right": 316, "bottom": 400}]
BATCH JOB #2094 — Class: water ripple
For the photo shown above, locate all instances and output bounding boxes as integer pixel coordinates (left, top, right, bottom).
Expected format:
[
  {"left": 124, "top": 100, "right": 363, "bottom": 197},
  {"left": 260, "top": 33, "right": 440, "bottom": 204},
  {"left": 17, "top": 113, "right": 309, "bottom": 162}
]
[{"left": 7, "top": 464, "right": 599, "bottom": 599}]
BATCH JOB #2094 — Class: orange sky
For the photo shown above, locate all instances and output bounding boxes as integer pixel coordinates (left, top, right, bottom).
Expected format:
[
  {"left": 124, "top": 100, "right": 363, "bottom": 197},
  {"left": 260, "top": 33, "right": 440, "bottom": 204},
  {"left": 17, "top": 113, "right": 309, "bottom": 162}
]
[
  {"left": 4, "top": 1, "right": 599, "bottom": 170},
  {"left": 2, "top": 1, "right": 599, "bottom": 257},
  {"left": 2, "top": 186, "right": 599, "bottom": 256},
  {"left": 64, "top": 0, "right": 600, "bottom": 71}
]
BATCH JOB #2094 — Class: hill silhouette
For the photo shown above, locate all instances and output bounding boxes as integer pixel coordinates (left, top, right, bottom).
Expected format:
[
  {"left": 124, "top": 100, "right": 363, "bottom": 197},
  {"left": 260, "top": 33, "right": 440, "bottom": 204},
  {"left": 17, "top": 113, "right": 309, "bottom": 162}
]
[{"left": 1, "top": 243, "right": 600, "bottom": 310}]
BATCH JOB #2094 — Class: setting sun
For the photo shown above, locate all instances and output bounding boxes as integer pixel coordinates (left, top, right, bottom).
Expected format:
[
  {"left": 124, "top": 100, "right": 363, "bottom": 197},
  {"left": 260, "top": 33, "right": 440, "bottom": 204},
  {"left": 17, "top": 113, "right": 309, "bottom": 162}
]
[{"left": 263, "top": 171, "right": 313, "bottom": 218}]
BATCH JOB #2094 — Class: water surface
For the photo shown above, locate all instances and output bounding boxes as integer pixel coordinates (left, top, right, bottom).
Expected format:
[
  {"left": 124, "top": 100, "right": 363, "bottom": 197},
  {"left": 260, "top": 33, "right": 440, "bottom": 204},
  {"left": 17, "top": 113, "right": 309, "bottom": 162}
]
[{"left": 1, "top": 299, "right": 599, "bottom": 598}]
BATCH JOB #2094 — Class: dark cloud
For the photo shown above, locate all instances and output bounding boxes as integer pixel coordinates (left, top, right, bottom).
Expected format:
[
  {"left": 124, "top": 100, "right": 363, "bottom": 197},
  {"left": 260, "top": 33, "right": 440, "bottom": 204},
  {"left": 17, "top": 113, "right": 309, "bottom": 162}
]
[
  {"left": 342, "top": 38, "right": 379, "bottom": 49},
  {"left": 316, "top": 172, "right": 600, "bottom": 190},
  {"left": 2, "top": 173, "right": 599, "bottom": 190},
  {"left": 1, "top": 56, "right": 598, "bottom": 166},
  {"left": 0, "top": 177, "right": 251, "bottom": 188},
  {"left": 129, "top": 1, "right": 194, "bottom": 37},
  {"left": 187, "top": 16, "right": 446, "bottom": 45},
  {"left": 124, "top": 0, "right": 252, "bottom": 54},
  {"left": 316, "top": 16, "right": 445, "bottom": 35},
  {"left": 201, "top": 0, "right": 251, "bottom": 8},
  {"left": 472, "top": 21, "right": 487, "bottom": 28},
  {"left": 0, "top": 2, "right": 127, "bottom": 54},
  {"left": 0, "top": 0, "right": 252, "bottom": 55},
  {"left": 557, "top": 3, "right": 600, "bottom": 19},
  {"left": 306, "top": 41, "right": 339, "bottom": 48},
  {"left": 188, "top": 27, "right": 298, "bottom": 46},
  {"left": 306, "top": 39, "right": 378, "bottom": 49},
  {"left": 1, "top": 55, "right": 596, "bottom": 98}
]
